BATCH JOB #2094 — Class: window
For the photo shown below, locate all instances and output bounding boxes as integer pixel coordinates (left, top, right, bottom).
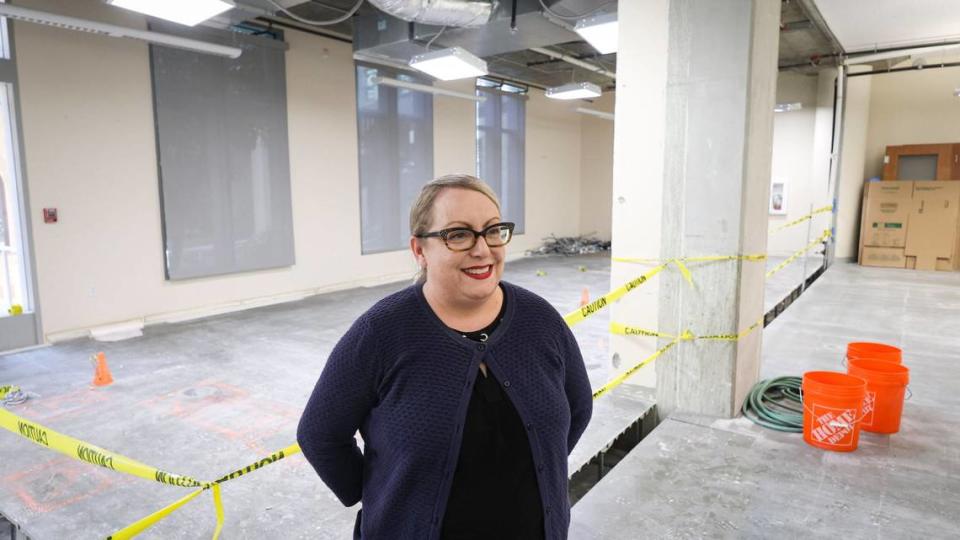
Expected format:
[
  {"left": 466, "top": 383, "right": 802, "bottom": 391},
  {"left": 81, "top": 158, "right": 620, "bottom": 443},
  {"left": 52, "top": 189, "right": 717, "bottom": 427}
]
[
  {"left": 476, "top": 81, "right": 526, "bottom": 233},
  {"left": 356, "top": 64, "right": 434, "bottom": 254},
  {"left": 0, "top": 3, "right": 43, "bottom": 351},
  {"left": 150, "top": 23, "right": 295, "bottom": 280}
]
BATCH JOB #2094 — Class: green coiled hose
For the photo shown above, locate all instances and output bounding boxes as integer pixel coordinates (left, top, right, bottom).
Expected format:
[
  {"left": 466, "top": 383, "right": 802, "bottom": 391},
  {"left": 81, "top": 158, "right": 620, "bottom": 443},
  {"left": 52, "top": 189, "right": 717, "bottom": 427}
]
[{"left": 741, "top": 376, "right": 804, "bottom": 432}]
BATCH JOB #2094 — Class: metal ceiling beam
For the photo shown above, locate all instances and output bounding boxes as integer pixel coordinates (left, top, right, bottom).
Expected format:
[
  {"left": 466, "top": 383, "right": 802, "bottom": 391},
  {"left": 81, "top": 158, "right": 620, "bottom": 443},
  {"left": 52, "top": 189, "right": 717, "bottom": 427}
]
[
  {"left": 794, "top": 0, "right": 844, "bottom": 54},
  {"left": 529, "top": 46, "right": 616, "bottom": 79}
]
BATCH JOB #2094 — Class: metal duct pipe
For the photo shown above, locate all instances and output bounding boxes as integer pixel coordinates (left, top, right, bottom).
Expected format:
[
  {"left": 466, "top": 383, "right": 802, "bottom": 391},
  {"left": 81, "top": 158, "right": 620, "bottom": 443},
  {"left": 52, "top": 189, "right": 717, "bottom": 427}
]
[
  {"left": 367, "top": 0, "right": 496, "bottom": 28},
  {"left": 530, "top": 46, "right": 615, "bottom": 79}
]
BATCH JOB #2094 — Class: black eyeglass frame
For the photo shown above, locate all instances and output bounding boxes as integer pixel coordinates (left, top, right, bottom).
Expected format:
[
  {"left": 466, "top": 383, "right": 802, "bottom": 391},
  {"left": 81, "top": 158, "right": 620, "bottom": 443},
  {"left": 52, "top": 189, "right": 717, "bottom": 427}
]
[{"left": 415, "top": 222, "right": 516, "bottom": 252}]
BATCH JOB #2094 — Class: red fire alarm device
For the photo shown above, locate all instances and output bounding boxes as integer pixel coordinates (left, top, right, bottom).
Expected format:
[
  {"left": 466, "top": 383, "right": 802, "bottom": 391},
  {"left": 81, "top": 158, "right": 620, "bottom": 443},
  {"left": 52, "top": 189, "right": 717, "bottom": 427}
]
[{"left": 43, "top": 208, "right": 58, "bottom": 223}]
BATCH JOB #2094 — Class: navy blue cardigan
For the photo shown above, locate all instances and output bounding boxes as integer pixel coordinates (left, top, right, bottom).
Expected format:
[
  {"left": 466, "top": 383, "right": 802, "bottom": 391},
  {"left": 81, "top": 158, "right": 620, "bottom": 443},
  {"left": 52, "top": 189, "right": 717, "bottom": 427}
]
[{"left": 297, "top": 281, "right": 593, "bottom": 539}]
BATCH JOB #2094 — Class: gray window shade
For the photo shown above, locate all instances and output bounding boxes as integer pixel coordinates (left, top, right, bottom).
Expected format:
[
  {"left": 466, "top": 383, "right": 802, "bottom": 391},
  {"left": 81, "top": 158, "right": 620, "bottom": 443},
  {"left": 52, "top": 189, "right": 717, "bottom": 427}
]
[
  {"left": 356, "top": 65, "right": 434, "bottom": 254},
  {"left": 150, "top": 24, "right": 294, "bottom": 280},
  {"left": 476, "top": 87, "right": 525, "bottom": 233}
]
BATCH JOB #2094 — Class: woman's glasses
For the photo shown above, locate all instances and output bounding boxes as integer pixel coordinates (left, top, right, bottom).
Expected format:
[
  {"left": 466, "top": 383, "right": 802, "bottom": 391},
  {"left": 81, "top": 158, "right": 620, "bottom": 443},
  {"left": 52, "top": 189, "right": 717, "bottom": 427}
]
[{"left": 416, "top": 222, "right": 516, "bottom": 252}]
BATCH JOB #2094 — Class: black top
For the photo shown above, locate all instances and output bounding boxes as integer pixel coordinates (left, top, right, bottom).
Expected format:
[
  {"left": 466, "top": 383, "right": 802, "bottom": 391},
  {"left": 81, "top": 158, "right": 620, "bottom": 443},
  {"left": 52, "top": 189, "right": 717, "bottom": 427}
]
[{"left": 440, "top": 289, "right": 545, "bottom": 540}]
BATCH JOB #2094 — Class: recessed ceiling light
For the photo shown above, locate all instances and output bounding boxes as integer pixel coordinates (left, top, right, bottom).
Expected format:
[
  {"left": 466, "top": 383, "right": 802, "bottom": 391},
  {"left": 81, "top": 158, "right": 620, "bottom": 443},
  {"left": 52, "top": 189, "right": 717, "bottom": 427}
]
[
  {"left": 546, "top": 82, "right": 602, "bottom": 100},
  {"left": 575, "top": 12, "right": 618, "bottom": 55},
  {"left": 107, "top": 0, "right": 234, "bottom": 27},
  {"left": 409, "top": 47, "right": 488, "bottom": 81}
]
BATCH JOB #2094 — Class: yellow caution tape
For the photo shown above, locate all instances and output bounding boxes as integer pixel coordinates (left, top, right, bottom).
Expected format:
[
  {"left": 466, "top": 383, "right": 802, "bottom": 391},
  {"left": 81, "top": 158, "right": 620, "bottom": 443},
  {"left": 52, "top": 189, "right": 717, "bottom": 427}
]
[
  {"left": 695, "top": 316, "right": 764, "bottom": 341},
  {"left": 612, "top": 254, "right": 767, "bottom": 265},
  {"left": 765, "top": 229, "right": 832, "bottom": 279},
  {"left": 609, "top": 322, "right": 677, "bottom": 339},
  {"left": 107, "top": 488, "right": 206, "bottom": 540},
  {"left": 0, "top": 408, "right": 204, "bottom": 488},
  {"left": 771, "top": 204, "right": 833, "bottom": 233},
  {"left": 562, "top": 262, "right": 670, "bottom": 327},
  {"left": 612, "top": 315, "right": 764, "bottom": 343},
  {"left": 108, "top": 443, "right": 301, "bottom": 539},
  {"left": 599, "top": 314, "right": 766, "bottom": 397},
  {"left": 0, "top": 403, "right": 299, "bottom": 539},
  {"left": 592, "top": 330, "right": 695, "bottom": 400}
]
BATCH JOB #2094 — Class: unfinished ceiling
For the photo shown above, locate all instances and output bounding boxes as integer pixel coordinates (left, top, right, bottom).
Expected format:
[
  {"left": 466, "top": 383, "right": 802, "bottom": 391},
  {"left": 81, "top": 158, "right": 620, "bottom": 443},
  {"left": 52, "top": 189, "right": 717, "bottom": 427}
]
[
  {"left": 234, "top": 0, "right": 843, "bottom": 88},
  {"left": 778, "top": 0, "right": 843, "bottom": 73}
]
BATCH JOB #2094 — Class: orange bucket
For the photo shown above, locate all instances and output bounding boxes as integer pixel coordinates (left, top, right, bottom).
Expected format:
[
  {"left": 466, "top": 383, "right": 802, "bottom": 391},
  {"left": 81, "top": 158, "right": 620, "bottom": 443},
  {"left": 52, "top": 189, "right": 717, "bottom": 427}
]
[
  {"left": 846, "top": 342, "right": 901, "bottom": 364},
  {"left": 802, "top": 371, "right": 867, "bottom": 452},
  {"left": 847, "top": 358, "right": 909, "bottom": 434}
]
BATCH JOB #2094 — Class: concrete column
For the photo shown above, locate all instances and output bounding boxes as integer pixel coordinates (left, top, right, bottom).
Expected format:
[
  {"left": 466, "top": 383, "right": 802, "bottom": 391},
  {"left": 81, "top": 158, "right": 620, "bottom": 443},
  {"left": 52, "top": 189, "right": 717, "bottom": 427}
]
[{"left": 610, "top": 0, "right": 781, "bottom": 418}]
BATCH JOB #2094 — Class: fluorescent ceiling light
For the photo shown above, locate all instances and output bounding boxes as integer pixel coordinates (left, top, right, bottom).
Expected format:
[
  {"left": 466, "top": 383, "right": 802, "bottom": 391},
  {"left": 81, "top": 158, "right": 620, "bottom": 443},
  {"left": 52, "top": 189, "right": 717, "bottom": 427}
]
[
  {"left": 409, "top": 47, "right": 488, "bottom": 81},
  {"left": 774, "top": 102, "right": 803, "bottom": 113},
  {"left": 374, "top": 77, "right": 484, "bottom": 102},
  {"left": 575, "top": 107, "right": 614, "bottom": 121},
  {"left": 575, "top": 12, "right": 618, "bottom": 55},
  {"left": 108, "top": 0, "right": 234, "bottom": 27},
  {"left": 546, "top": 82, "right": 601, "bottom": 100},
  {"left": 0, "top": 3, "right": 241, "bottom": 58}
]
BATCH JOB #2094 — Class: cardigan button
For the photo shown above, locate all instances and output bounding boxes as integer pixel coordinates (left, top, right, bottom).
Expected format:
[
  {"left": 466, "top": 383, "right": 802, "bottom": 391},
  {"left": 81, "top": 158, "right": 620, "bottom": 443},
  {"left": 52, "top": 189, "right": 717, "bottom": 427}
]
[
  {"left": 525, "top": 422, "right": 532, "bottom": 430},
  {"left": 537, "top": 463, "right": 544, "bottom": 472},
  {"left": 476, "top": 343, "right": 486, "bottom": 351},
  {"left": 503, "top": 380, "right": 511, "bottom": 388}
]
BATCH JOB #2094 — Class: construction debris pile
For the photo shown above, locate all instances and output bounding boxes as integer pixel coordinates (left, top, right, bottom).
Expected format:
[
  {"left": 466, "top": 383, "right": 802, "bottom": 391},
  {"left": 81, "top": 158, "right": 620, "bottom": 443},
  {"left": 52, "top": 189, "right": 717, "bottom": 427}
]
[{"left": 526, "top": 235, "right": 611, "bottom": 256}]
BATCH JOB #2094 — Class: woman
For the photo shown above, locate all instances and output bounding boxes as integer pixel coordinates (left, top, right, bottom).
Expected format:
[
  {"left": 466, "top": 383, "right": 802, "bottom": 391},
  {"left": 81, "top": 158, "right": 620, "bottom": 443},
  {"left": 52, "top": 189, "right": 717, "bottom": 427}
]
[{"left": 297, "top": 174, "right": 593, "bottom": 539}]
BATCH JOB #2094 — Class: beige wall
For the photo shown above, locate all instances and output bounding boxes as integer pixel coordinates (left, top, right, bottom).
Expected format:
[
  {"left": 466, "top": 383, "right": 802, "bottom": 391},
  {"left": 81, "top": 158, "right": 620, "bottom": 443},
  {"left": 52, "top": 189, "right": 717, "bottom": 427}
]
[
  {"left": 835, "top": 74, "right": 872, "bottom": 259},
  {"left": 511, "top": 91, "right": 584, "bottom": 253},
  {"left": 863, "top": 65, "right": 960, "bottom": 179},
  {"left": 15, "top": 0, "right": 597, "bottom": 340},
  {"left": 578, "top": 94, "right": 614, "bottom": 241}
]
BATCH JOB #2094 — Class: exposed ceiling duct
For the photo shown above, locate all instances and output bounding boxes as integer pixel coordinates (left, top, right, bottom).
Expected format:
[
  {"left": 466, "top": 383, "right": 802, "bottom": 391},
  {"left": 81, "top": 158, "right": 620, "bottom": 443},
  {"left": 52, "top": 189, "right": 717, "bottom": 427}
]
[
  {"left": 352, "top": 0, "right": 587, "bottom": 66},
  {"left": 367, "top": 0, "right": 496, "bottom": 27}
]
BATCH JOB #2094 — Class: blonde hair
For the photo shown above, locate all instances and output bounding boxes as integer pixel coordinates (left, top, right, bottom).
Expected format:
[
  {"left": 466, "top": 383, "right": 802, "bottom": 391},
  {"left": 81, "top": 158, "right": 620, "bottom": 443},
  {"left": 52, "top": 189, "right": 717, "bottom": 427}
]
[{"left": 410, "top": 174, "right": 501, "bottom": 283}]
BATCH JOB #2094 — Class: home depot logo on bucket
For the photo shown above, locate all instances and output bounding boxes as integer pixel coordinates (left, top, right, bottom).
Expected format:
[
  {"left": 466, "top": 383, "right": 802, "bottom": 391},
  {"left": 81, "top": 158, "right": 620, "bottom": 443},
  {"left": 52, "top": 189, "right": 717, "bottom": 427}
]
[
  {"left": 810, "top": 405, "right": 858, "bottom": 448},
  {"left": 861, "top": 391, "right": 876, "bottom": 427}
]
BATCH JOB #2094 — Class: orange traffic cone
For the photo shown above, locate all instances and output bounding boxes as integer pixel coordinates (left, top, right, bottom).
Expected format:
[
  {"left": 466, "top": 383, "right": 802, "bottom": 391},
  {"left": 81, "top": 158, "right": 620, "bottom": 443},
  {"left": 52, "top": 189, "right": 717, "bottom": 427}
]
[
  {"left": 579, "top": 287, "right": 590, "bottom": 307},
  {"left": 92, "top": 352, "right": 114, "bottom": 387}
]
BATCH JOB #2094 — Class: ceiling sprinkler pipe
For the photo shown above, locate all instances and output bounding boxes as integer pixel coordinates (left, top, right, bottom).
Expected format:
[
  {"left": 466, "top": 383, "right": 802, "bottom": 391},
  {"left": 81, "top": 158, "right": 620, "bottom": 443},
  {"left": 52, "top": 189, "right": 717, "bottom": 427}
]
[{"left": 367, "top": 0, "right": 495, "bottom": 28}]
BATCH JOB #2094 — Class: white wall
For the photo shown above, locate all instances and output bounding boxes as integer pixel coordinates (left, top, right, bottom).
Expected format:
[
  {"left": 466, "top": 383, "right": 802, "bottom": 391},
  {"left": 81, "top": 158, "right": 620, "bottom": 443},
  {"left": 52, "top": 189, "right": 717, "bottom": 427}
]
[
  {"left": 15, "top": 0, "right": 596, "bottom": 340},
  {"left": 768, "top": 72, "right": 817, "bottom": 255},
  {"left": 578, "top": 94, "right": 615, "bottom": 241},
  {"left": 835, "top": 73, "right": 872, "bottom": 259}
]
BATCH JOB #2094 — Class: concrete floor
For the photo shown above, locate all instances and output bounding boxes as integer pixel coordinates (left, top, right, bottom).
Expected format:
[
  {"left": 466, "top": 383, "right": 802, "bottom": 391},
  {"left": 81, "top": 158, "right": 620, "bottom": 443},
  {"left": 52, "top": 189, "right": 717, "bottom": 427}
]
[
  {"left": 570, "top": 262, "right": 960, "bottom": 539},
  {"left": 0, "top": 252, "right": 826, "bottom": 538}
]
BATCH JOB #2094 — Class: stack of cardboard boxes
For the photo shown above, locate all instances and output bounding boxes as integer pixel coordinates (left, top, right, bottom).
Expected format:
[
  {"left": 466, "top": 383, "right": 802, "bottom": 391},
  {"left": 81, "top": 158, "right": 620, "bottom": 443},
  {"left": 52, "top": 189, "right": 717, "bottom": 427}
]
[{"left": 859, "top": 180, "right": 960, "bottom": 271}]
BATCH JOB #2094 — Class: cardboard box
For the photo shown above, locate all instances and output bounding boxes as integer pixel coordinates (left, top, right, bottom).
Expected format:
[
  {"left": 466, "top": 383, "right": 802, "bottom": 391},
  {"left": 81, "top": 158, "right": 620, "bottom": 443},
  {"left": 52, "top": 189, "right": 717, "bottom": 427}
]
[
  {"left": 860, "top": 181, "right": 912, "bottom": 248},
  {"left": 904, "top": 181, "right": 960, "bottom": 271},
  {"left": 861, "top": 247, "right": 907, "bottom": 269}
]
